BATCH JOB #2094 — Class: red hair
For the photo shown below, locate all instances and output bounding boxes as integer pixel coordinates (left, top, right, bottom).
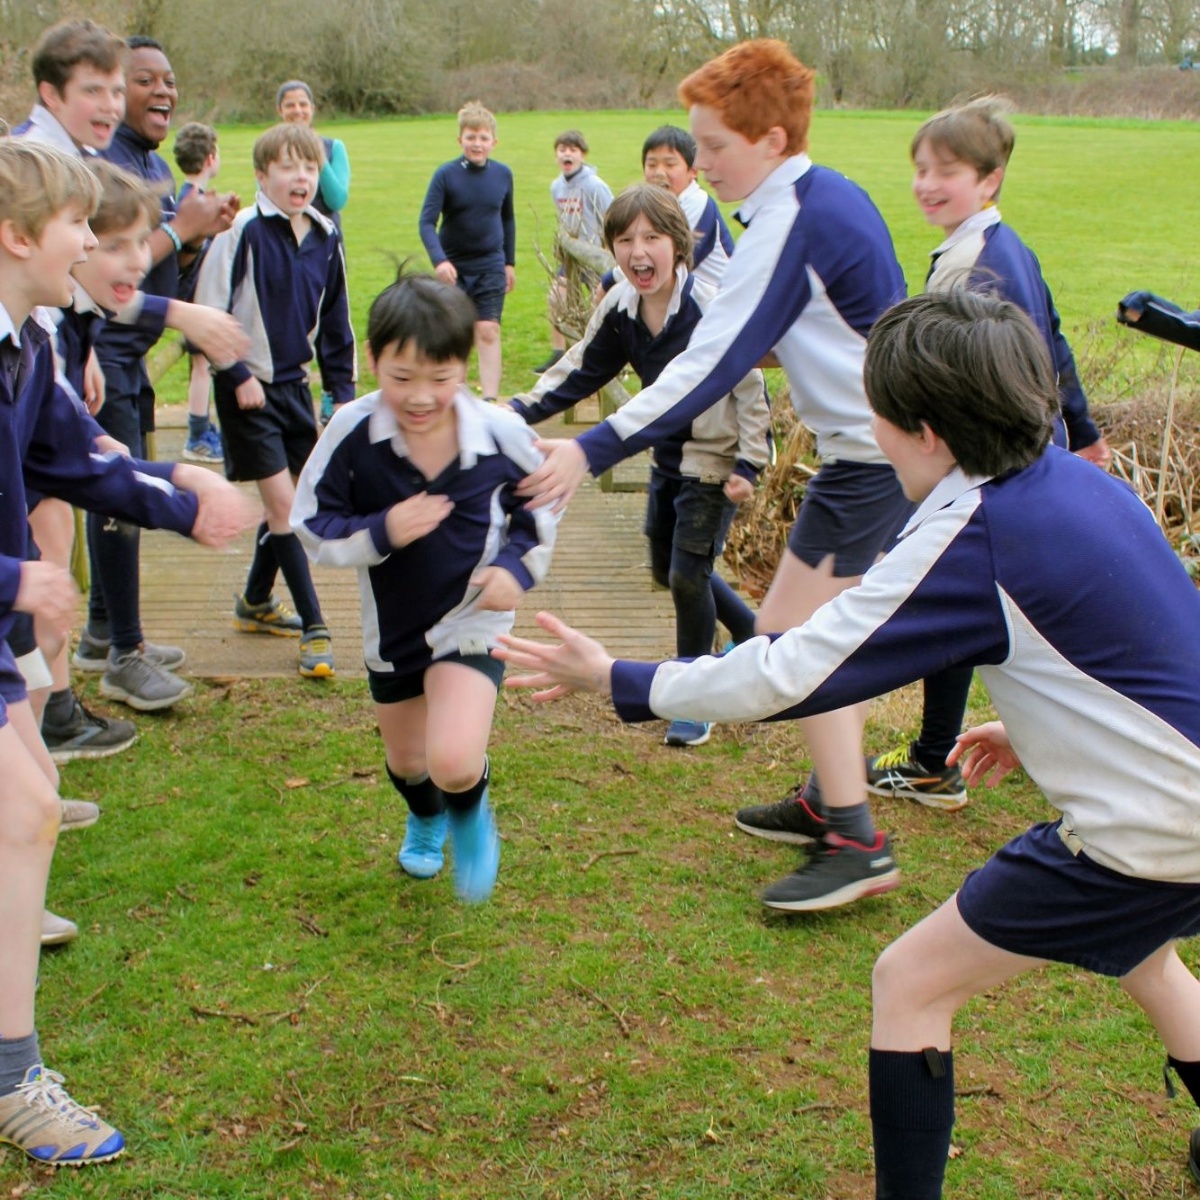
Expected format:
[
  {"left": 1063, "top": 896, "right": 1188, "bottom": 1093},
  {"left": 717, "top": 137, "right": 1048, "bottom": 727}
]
[{"left": 679, "top": 40, "right": 815, "bottom": 155}]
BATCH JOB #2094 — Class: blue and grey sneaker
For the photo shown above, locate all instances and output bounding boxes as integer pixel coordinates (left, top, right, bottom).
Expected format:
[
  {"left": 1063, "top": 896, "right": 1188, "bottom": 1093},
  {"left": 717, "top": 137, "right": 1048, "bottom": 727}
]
[
  {"left": 0, "top": 1065, "right": 125, "bottom": 1166},
  {"left": 319, "top": 391, "right": 336, "bottom": 427},
  {"left": 73, "top": 630, "right": 185, "bottom": 674},
  {"left": 398, "top": 812, "right": 449, "bottom": 879},
  {"left": 448, "top": 792, "right": 500, "bottom": 903},
  {"left": 182, "top": 427, "right": 224, "bottom": 463},
  {"left": 298, "top": 627, "right": 335, "bottom": 679},
  {"left": 664, "top": 719, "right": 712, "bottom": 747}
]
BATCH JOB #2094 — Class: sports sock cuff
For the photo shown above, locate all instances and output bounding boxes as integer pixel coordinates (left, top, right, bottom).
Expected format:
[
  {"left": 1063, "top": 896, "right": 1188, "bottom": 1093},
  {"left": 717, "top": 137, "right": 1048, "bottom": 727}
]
[
  {"left": 824, "top": 800, "right": 876, "bottom": 845},
  {"left": 442, "top": 757, "right": 490, "bottom": 814},
  {"left": 1166, "top": 1055, "right": 1200, "bottom": 1104},
  {"left": 386, "top": 765, "right": 445, "bottom": 818},
  {"left": 188, "top": 413, "right": 210, "bottom": 439},
  {"left": 0, "top": 1031, "right": 41, "bottom": 1096},
  {"left": 869, "top": 1047, "right": 956, "bottom": 1130}
]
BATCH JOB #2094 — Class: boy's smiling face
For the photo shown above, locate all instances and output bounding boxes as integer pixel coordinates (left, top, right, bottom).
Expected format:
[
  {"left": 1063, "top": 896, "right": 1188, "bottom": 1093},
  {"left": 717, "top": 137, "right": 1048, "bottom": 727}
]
[
  {"left": 689, "top": 105, "right": 785, "bottom": 203},
  {"left": 124, "top": 46, "right": 176, "bottom": 147},
  {"left": 27, "top": 205, "right": 97, "bottom": 308},
  {"left": 71, "top": 214, "right": 153, "bottom": 312},
  {"left": 642, "top": 145, "right": 695, "bottom": 197},
  {"left": 611, "top": 212, "right": 676, "bottom": 304},
  {"left": 458, "top": 125, "right": 495, "bottom": 166},
  {"left": 257, "top": 153, "right": 321, "bottom": 215},
  {"left": 371, "top": 339, "right": 464, "bottom": 440},
  {"left": 911, "top": 138, "right": 1003, "bottom": 236},
  {"left": 555, "top": 143, "right": 584, "bottom": 176},
  {"left": 39, "top": 64, "right": 126, "bottom": 151}
]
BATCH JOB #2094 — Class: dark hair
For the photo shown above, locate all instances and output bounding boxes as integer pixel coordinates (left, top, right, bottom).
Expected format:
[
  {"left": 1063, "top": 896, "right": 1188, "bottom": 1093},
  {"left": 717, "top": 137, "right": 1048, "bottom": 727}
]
[
  {"left": 367, "top": 268, "right": 476, "bottom": 363},
  {"left": 554, "top": 129, "right": 588, "bottom": 153},
  {"left": 172, "top": 121, "right": 217, "bottom": 175},
  {"left": 642, "top": 125, "right": 696, "bottom": 169},
  {"left": 865, "top": 290, "right": 1056, "bottom": 477},
  {"left": 603, "top": 184, "right": 694, "bottom": 271},
  {"left": 125, "top": 35, "right": 164, "bottom": 52},
  {"left": 31, "top": 20, "right": 126, "bottom": 93}
]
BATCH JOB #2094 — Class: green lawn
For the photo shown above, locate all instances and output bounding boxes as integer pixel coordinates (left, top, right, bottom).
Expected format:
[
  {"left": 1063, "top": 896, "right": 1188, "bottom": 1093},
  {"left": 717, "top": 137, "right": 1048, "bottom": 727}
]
[{"left": 153, "top": 108, "right": 1200, "bottom": 406}]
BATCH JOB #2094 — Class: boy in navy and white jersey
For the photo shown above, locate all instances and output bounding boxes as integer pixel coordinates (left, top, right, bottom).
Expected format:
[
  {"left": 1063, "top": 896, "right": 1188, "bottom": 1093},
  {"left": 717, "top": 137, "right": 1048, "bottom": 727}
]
[
  {"left": 520, "top": 41, "right": 912, "bottom": 913},
  {"left": 512, "top": 184, "right": 768, "bottom": 747},
  {"left": 863, "top": 96, "right": 1114, "bottom": 812},
  {"left": 196, "top": 122, "right": 356, "bottom": 680},
  {"left": 292, "top": 272, "right": 557, "bottom": 904},
  {"left": 419, "top": 101, "right": 516, "bottom": 402},
  {"left": 498, "top": 289, "right": 1200, "bottom": 1197}
]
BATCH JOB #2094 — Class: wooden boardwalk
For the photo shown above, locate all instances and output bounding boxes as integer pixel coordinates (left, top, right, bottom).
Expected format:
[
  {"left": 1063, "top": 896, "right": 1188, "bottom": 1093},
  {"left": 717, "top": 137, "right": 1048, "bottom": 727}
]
[{"left": 137, "top": 407, "right": 688, "bottom": 678}]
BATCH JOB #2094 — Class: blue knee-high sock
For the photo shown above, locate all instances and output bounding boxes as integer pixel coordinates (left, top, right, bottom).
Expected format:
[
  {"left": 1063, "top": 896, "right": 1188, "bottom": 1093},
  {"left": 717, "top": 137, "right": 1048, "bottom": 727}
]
[
  {"left": 870, "top": 1047, "right": 955, "bottom": 1200},
  {"left": 243, "top": 524, "right": 277, "bottom": 606},
  {"left": 268, "top": 533, "right": 323, "bottom": 630}
]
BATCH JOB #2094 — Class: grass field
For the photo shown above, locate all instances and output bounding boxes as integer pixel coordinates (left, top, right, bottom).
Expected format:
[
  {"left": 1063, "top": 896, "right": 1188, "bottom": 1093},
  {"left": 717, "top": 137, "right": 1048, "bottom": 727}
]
[
  {"left": 5, "top": 111, "right": 1200, "bottom": 1198},
  {"left": 150, "top": 107, "right": 1200, "bottom": 407}
]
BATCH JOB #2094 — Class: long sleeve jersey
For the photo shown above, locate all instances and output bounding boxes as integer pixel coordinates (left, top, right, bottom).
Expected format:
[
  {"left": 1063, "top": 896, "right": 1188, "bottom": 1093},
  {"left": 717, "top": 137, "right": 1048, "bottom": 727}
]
[
  {"left": 1118, "top": 291, "right": 1200, "bottom": 352},
  {"left": 95, "top": 123, "right": 180, "bottom": 368},
  {"left": 612, "top": 448, "right": 1200, "bottom": 883},
  {"left": 575, "top": 155, "right": 906, "bottom": 478},
  {"left": 291, "top": 391, "right": 558, "bottom": 674},
  {"left": 0, "top": 305, "right": 197, "bottom": 643},
  {"left": 194, "top": 192, "right": 355, "bottom": 402},
  {"left": 927, "top": 208, "right": 1100, "bottom": 449},
  {"left": 512, "top": 267, "right": 770, "bottom": 484},
  {"left": 551, "top": 164, "right": 613, "bottom": 246},
  {"left": 419, "top": 158, "right": 516, "bottom": 274}
]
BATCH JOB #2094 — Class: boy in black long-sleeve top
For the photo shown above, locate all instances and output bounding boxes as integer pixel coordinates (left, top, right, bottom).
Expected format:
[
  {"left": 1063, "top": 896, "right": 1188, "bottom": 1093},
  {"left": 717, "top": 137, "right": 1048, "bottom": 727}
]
[{"left": 418, "top": 101, "right": 515, "bottom": 402}]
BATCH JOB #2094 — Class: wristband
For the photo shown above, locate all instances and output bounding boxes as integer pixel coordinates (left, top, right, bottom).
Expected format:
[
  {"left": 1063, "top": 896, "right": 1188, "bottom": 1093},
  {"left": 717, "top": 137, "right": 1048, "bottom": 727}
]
[{"left": 160, "top": 220, "right": 183, "bottom": 254}]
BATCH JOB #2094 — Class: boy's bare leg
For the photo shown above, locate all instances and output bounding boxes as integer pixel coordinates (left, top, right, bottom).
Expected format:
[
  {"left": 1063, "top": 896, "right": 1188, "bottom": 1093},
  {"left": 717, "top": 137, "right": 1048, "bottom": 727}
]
[
  {"left": 1121, "top": 942, "right": 1200, "bottom": 1060},
  {"left": 28, "top": 500, "right": 76, "bottom": 725},
  {"left": 376, "top": 694, "right": 429, "bottom": 781},
  {"left": 475, "top": 320, "right": 502, "bottom": 399},
  {"left": 0, "top": 704, "right": 62, "bottom": 1037},
  {"left": 187, "top": 354, "right": 211, "bottom": 420},
  {"left": 424, "top": 662, "right": 496, "bottom": 793},
  {"left": 755, "top": 549, "right": 870, "bottom": 810}
]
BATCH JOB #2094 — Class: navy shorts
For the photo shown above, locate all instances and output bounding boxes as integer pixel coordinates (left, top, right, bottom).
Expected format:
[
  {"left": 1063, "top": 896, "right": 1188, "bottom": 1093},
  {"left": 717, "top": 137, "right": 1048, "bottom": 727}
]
[
  {"left": 957, "top": 820, "right": 1200, "bottom": 977},
  {"left": 368, "top": 652, "right": 505, "bottom": 705},
  {"left": 644, "top": 470, "right": 736, "bottom": 559},
  {"left": 787, "top": 460, "right": 912, "bottom": 577},
  {"left": 457, "top": 270, "right": 507, "bottom": 324},
  {"left": 214, "top": 379, "right": 318, "bottom": 482},
  {"left": 0, "top": 640, "right": 29, "bottom": 727}
]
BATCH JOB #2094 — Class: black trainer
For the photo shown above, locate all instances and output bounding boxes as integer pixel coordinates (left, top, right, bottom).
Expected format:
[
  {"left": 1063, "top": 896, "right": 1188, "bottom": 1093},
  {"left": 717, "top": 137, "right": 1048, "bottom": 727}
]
[
  {"left": 760, "top": 833, "right": 901, "bottom": 912},
  {"left": 735, "top": 779, "right": 826, "bottom": 844},
  {"left": 866, "top": 741, "right": 968, "bottom": 811},
  {"left": 41, "top": 694, "right": 137, "bottom": 764}
]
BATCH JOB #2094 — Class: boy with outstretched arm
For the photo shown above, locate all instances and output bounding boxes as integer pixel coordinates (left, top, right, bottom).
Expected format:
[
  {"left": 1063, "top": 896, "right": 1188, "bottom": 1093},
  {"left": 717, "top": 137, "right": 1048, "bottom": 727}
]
[
  {"left": 0, "top": 138, "right": 253, "bottom": 1167},
  {"left": 498, "top": 288, "right": 1200, "bottom": 1197},
  {"left": 292, "top": 271, "right": 557, "bottom": 902},
  {"left": 862, "top": 96, "right": 1114, "bottom": 812},
  {"left": 520, "top": 40, "right": 912, "bottom": 914},
  {"left": 418, "top": 101, "right": 515, "bottom": 403},
  {"left": 512, "top": 184, "right": 768, "bottom": 746},
  {"left": 196, "top": 122, "right": 356, "bottom": 679}
]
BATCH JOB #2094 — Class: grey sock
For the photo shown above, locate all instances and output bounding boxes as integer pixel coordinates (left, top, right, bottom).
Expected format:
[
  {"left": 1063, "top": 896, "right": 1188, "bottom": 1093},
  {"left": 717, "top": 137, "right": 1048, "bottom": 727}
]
[
  {"left": 823, "top": 801, "right": 876, "bottom": 845},
  {"left": 0, "top": 1031, "right": 40, "bottom": 1095}
]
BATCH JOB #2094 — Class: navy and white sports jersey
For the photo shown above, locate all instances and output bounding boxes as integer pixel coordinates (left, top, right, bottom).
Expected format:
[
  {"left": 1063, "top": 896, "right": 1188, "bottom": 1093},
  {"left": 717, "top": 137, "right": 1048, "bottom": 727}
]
[
  {"left": 576, "top": 155, "right": 906, "bottom": 477},
  {"left": 512, "top": 266, "right": 770, "bottom": 484},
  {"left": 927, "top": 208, "right": 1099, "bottom": 450},
  {"left": 419, "top": 157, "right": 516, "bottom": 274},
  {"left": 677, "top": 180, "right": 733, "bottom": 291},
  {"left": 291, "top": 390, "right": 558, "bottom": 674},
  {"left": 612, "top": 448, "right": 1200, "bottom": 883},
  {"left": 194, "top": 191, "right": 355, "bottom": 402},
  {"left": 0, "top": 303, "right": 197, "bottom": 643},
  {"left": 96, "top": 123, "right": 180, "bottom": 368},
  {"left": 551, "top": 164, "right": 613, "bottom": 246}
]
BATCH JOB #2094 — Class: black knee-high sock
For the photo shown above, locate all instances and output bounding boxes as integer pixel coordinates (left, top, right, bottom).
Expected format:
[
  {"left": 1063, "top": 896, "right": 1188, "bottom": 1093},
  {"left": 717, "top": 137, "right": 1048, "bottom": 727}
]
[
  {"left": 442, "top": 758, "right": 489, "bottom": 814},
  {"left": 269, "top": 532, "right": 323, "bottom": 630},
  {"left": 870, "top": 1047, "right": 955, "bottom": 1200},
  {"left": 387, "top": 765, "right": 445, "bottom": 817},
  {"left": 86, "top": 511, "right": 142, "bottom": 653},
  {"left": 915, "top": 667, "right": 974, "bottom": 769},
  {"left": 1166, "top": 1055, "right": 1200, "bottom": 1106},
  {"left": 243, "top": 524, "right": 277, "bottom": 605}
]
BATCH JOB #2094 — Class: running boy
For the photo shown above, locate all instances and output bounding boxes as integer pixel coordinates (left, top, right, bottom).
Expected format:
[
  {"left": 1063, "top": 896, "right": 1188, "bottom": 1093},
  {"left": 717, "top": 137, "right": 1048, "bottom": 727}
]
[
  {"left": 418, "top": 101, "right": 515, "bottom": 403},
  {"left": 511, "top": 184, "right": 768, "bottom": 746},
  {"left": 0, "top": 137, "right": 253, "bottom": 1165},
  {"left": 520, "top": 40, "right": 911, "bottom": 912},
  {"left": 864, "top": 95, "right": 1113, "bottom": 811},
  {"left": 172, "top": 120, "right": 224, "bottom": 463},
  {"left": 534, "top": 129, "right": 613, "bottom": 375},
  {"left": 498, "top": 288, "right": 1200, "bottom": 1196},
  {"left": 292, "top": 272, "right": 558, "bottom": 902},
  {"left": 196, "top": 122, "right": 356, "bottom": 678}
]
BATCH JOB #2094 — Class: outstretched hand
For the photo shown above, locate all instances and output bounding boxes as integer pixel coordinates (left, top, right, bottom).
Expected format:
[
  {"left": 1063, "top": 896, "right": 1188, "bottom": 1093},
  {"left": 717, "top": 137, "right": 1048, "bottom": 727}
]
[
  {"left": 515, "top": 439, "right": 588, "bottom": 514},
  {"left": 946, "top": 721, "right": 1022, "bottom": 788},
  {"left": 494, "top": 611, "right": 615, "bottom": 701}
]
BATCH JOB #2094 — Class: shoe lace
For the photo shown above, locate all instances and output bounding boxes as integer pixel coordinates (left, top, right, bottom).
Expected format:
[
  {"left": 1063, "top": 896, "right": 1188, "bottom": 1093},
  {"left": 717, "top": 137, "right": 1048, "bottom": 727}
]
[
  {"left": 17, "top": 1069, "right": 101, "bottom": 1129},
  {"left": 302, "top": 634, "right": 332, "bottom": 656},
  {"left": 872, "top": 744, "right": 911, "bottom": 770}
]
